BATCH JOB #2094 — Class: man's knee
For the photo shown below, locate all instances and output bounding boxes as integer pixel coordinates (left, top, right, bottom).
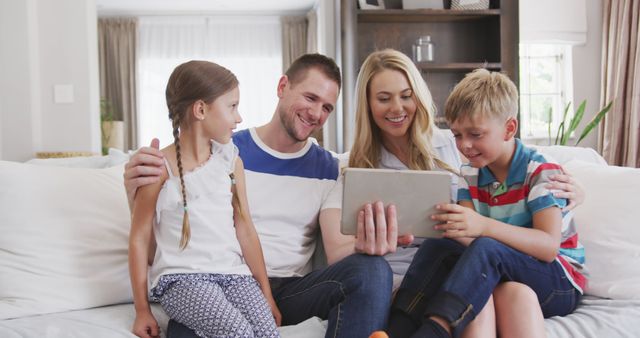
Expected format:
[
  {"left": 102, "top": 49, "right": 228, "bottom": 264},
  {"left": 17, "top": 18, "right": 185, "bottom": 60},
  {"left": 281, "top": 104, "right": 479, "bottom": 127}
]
[
  {"left": 344, "top": 254, "right": 391, "bottom": 276},
  {"left": 340, "top": 254, "right": 392, "bottom": 295}
]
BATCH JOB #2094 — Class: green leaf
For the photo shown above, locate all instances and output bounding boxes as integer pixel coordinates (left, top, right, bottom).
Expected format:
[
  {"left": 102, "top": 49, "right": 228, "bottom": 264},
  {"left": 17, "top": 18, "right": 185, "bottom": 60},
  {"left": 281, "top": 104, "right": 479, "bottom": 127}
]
[
  {"left": 555, "top": 102, "right": 571, "bottom": 145},
  {"left": 547, "top": 107, "right": 553, "bottom": 145},
  {"left": 556, "top": 121, "right": 565, "bottom": 145},
  {"left": 575, "top": 100, "right": 614, "bottom": 145},
  {"left": 561, "top": 100, "right": 586, "bottom": 145}
]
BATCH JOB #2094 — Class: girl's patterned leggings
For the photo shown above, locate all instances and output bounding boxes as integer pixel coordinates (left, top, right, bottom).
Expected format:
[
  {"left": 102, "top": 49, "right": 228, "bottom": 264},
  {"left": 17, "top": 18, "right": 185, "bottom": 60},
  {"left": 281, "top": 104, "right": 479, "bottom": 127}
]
[{"left": 152, "top": 273, "right": 280, "bottom": 338}]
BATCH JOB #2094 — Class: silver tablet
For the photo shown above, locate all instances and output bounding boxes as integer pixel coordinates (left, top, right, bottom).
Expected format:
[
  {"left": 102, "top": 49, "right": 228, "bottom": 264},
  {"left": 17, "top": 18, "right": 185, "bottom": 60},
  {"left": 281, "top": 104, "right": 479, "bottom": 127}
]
[{"left": 340, "top": 168, "right": 452, "bottom": 238}]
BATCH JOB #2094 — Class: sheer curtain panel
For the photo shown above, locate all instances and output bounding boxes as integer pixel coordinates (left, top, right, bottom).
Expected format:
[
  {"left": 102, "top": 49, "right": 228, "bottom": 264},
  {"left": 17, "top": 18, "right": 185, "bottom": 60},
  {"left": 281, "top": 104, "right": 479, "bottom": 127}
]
[{"left": 137, "top": 16, "right": 282, "bottom": 148}]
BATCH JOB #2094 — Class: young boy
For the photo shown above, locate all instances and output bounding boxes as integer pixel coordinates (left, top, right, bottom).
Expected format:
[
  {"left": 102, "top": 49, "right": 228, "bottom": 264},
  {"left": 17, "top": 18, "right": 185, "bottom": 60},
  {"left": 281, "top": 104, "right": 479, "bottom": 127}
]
[{"left": 382, "top": 69, "right": 587, "bottom": 338}]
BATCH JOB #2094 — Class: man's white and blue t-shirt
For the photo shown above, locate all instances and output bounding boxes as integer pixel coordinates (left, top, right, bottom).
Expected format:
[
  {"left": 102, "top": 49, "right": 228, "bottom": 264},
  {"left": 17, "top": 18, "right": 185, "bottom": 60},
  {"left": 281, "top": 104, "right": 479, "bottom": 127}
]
[{"left": 233, "top": 128, "right": 341, "bottom": 278}]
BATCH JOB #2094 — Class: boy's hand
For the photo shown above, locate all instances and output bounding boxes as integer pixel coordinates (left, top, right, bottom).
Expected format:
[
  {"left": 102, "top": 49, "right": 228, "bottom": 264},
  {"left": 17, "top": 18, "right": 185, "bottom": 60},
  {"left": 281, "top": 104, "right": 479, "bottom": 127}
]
[
  {"left": 132, "top": 311, "right": 160, "bottom": 338},
  {"left": 432, "top": 203, "right": 487, "bottom": 238}
]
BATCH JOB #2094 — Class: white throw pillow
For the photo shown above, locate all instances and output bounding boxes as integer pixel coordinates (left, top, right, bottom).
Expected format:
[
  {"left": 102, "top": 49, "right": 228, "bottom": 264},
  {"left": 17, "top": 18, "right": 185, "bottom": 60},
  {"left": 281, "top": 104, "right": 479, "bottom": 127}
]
[
  {"left": 0, "top": 161, "right": 132, "bottom": 319},
  {"left": 529, "top": 145, "right": 608, "bottom": 166},
  {"left": 563, "top": 160, "right": 640, "bottom": 299},
  {"left": 107, "top": 148, "right": 133, "bottom": 167}
]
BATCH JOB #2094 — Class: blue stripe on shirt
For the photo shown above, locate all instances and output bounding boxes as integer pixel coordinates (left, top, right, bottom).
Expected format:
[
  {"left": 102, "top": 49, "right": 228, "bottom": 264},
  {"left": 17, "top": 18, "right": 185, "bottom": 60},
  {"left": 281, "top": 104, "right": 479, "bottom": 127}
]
[
  {"left": 233, "top": 129, "right": 339, "bottom": 180},
  {"left": 528, "top": 194, "right": 566, "bottom": 214}
]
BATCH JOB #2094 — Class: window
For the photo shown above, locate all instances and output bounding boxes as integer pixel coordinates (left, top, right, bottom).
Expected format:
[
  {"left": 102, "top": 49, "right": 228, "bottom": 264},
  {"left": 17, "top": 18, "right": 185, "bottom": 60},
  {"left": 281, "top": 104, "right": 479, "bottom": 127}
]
[
  {"left": 519, "top": 44, "right": 573, "bottom": 139},
  {"left": 137, "top": 16, "right": 282, "bottom": 148}
]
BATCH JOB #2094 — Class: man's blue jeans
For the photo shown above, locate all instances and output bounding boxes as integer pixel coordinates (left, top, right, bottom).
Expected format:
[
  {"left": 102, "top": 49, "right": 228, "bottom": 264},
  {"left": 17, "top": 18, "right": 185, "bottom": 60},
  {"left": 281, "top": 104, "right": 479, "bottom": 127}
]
[
  {"left": 167, "top": 254, "right": 393, "bottom": 338},
  {"left": 392, "top": 237, "right": 580, "bottom": 337}
]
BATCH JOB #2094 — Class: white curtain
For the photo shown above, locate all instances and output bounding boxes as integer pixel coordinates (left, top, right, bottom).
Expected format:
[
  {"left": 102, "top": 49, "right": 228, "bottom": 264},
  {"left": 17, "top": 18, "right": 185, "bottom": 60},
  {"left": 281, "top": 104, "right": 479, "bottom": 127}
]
[
  {"left": 519, "top": 0, "right": 588, "bottom": 45},
  {"left": 137, "top": 16, "right": 282, "bottom": 148}
]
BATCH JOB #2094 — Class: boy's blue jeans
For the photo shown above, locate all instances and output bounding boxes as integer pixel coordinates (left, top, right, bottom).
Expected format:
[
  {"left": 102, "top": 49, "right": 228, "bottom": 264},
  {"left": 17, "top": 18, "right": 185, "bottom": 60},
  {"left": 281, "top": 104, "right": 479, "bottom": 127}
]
[
  {"left": 392, "top": 237, "right": 580, "bottom": 337},
  {"left": 167, "top": 253, "right": 393, "bottom": 338}
]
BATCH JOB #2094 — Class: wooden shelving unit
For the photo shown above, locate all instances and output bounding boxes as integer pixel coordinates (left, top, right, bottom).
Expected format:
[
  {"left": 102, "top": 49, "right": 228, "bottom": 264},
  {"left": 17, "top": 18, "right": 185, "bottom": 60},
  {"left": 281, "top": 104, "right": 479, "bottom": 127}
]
[{"left": 341, "top": 0, "right": 519, "bottom": 131}]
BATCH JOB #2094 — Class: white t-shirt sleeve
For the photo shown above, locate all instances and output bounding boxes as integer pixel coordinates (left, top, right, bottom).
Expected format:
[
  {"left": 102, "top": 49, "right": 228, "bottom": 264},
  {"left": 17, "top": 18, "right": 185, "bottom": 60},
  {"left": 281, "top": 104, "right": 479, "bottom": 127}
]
[
  {"left": 321, "top": 152, "right": 347, "bottom": 210},
  {"left": 321, "top": 173, "right": 343, "bottom": 210}
]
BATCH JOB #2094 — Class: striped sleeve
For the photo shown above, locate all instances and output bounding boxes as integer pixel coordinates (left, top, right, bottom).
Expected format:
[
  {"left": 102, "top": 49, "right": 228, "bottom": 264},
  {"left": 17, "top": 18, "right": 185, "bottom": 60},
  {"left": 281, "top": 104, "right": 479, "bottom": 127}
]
[
  {"left": 456, "top": 165, "right": 474, "bottom": 202},
  {"left": 526, "top": 158, "right": 567, "bottom": 214}
]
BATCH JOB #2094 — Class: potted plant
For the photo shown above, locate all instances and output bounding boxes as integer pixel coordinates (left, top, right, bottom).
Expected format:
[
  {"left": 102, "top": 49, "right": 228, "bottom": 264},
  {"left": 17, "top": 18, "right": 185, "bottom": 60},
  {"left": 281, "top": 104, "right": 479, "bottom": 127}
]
[
  {"left": 100, "top": 99, "right": 124, "bottom": 155},
  {"left": 548, "top": 99, "right": 613, "bottom": 146}
]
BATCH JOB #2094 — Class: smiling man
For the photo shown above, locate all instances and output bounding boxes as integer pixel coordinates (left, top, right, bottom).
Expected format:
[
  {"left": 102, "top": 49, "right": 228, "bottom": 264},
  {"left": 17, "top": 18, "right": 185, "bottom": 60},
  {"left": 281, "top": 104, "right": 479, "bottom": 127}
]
[{"left": 124, "top": 54, "right": 400, "bottom": 338}]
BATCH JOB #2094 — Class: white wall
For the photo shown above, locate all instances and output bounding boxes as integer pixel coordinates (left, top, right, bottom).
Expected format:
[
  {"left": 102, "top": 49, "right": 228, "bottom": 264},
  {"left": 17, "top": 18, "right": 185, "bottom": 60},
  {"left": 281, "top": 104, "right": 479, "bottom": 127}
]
[
  {"left": 572, "top": 0, "right": 603, "bottom": 149},
  {"left": 0, "top": 0, "right": 100, "bottom": 162},
  {"left": 0, "top": 0, "right": 38, "bottom": 161}
]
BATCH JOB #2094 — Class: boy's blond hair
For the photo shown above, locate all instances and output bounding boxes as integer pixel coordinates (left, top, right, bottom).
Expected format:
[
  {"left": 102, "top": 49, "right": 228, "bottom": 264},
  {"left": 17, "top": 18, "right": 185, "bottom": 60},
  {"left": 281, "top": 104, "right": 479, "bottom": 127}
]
[{"left": 444, "top": 68, "right": 518, "bottom": 123}]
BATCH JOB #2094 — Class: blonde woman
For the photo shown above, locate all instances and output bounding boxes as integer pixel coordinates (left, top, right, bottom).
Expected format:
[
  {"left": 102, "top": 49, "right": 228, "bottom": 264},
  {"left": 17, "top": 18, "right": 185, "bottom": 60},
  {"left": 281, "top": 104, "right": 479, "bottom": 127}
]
[{"left": 347, "top": 49, "right": 576, "bottom": 338}]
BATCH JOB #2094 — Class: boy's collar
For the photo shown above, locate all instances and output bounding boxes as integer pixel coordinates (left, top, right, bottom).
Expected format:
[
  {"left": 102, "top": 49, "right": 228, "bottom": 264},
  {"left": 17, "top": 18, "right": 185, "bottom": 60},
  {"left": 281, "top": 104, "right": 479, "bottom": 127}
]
[{"left": 478, "top": 138, "right": 528, "bottom": 186}]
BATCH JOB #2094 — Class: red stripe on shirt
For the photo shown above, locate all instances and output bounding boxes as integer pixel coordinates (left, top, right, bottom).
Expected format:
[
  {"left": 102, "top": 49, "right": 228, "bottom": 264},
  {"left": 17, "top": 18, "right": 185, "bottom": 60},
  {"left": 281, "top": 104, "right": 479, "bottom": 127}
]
[
  {"left": 561, "top": 233, "right": 579, "bottom": 249},
  {"left": 530, "top": 163, "right": 563, "bottom": 181},
  {"left": 473, "top": 186, "right": 530, "bottom": 205},
  {"left": 557, "top": 255, "right": 587, "bottom": 291}
]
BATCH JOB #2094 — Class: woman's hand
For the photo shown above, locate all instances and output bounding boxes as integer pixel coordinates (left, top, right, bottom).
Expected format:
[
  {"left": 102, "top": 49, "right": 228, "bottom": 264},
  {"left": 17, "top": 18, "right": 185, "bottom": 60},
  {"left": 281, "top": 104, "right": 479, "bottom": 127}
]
[
  {"left": 132, "top": 311, "right": 160, "bottom": 338},
  {"left": 547, "top": 172, "right": 585, "bottom": 212},
  {"left": 432, "top": 203, "right": 488, "bottom": 238}
]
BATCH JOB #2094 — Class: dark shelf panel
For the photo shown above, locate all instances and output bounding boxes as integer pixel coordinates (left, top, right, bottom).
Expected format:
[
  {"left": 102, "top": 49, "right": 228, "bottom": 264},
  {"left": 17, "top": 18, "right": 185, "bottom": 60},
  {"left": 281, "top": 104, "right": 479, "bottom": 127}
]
[
  {"left": 417, "top": 62, "right": 502, "bottom": 71},
  {"left": 358, "top": 9, "right": 500, "bottom": 23}
]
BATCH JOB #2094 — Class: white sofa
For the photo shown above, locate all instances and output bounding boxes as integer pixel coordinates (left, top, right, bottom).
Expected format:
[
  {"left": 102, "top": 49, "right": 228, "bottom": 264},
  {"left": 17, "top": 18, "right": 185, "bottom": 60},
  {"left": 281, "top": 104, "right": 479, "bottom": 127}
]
[{"left": 1, "top": 146, "right": 639, "bottom": 338}]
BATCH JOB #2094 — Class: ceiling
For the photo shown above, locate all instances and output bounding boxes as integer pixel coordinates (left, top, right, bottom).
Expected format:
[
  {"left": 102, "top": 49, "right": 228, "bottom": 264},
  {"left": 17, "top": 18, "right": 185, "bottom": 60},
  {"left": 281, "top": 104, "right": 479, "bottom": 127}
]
[{"left": 96, "top": 0, "right": 318, "bottom": 15}]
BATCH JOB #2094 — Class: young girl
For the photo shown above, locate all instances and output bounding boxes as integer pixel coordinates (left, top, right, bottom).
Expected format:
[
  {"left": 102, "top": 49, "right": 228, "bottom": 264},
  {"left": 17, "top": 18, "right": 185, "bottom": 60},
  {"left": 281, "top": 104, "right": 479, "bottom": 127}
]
[{"left": 129, "top": 60, "right": 280, "bottom": 338}]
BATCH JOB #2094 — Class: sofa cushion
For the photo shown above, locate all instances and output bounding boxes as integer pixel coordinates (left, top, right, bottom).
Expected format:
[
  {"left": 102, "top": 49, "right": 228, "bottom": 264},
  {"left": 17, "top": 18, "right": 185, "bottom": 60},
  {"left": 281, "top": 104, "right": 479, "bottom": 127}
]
[
  {"left": 0, "top": 161, "right": 132, "bottom": 319},
  {"left": 563, "top": 160, "right": 640, "bottom": 299},
  {"left": 529, "top": 144, "right": 608, "bottom": 166}
]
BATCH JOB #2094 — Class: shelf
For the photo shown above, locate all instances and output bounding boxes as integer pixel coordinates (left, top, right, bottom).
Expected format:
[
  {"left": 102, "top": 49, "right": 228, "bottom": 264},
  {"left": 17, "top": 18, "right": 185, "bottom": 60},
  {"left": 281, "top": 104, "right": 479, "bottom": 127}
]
[
  {"left": 417, "top": 62, "right": 502, "bottom": 72},
  {"left": 358, "top": 9, "right": 500, "bottom": 23}
]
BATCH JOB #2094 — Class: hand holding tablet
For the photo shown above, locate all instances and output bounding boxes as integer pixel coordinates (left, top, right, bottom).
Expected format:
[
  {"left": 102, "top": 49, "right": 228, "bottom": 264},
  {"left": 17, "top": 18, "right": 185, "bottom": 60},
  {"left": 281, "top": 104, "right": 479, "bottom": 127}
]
[{"left": 340, "top": 168, "right": 453, "bottom": 238}]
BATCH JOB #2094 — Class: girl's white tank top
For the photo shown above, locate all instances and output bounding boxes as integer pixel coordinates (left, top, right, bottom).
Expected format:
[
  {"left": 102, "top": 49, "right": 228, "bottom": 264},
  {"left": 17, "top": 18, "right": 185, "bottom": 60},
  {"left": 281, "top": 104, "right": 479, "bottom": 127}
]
[{"left": 148, "top": 140, "right": 250, "bottom": 289}]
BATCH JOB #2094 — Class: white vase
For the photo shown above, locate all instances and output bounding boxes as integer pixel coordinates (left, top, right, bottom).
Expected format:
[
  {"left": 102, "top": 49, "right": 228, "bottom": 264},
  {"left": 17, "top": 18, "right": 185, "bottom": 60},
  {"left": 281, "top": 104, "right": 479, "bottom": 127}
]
[{"left": 101, "top": 121, "right": 124, "bottom": 151}]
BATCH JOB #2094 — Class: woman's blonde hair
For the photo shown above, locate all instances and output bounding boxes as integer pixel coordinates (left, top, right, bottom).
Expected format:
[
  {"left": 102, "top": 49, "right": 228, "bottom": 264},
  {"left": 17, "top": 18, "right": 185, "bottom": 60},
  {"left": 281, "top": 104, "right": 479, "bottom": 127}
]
[{"left": 348, "top": 49, "right": 454, "bottom": 173}]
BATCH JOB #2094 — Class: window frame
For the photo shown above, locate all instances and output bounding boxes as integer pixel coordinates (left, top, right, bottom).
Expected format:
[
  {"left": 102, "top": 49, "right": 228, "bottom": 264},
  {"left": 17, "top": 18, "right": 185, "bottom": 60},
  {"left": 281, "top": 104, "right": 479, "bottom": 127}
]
[{"left": 519, "top": 43, "right": 574, "bottom": 141}]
